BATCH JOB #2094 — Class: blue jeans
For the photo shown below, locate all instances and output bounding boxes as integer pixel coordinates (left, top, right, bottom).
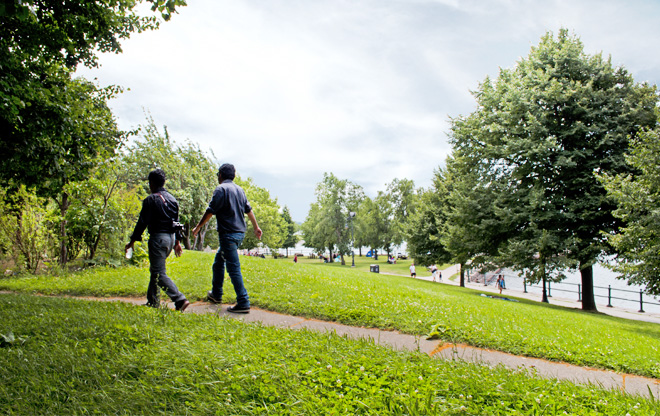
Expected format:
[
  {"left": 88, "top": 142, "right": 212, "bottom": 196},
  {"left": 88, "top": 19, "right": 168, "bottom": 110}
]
[
  {"left": 147, "top": 233, "right": 186, "bottom": 306},
  {"left": 211, "top": 232, "right": 249, "bottom": 307}
]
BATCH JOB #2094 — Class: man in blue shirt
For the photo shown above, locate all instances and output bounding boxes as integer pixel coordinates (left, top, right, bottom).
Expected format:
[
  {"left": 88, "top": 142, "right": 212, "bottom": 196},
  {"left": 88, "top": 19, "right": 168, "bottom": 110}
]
[
  {"left": 125, "top": 169, "right": 189, "bottom": 312},
  {"left": 192, "top": 163, "right": 262, "bottom": 313}
]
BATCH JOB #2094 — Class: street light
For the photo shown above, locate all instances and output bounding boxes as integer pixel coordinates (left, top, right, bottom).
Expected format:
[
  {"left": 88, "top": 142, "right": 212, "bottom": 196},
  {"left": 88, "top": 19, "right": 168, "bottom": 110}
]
[{"left": 349, "top": 212, "right": 356, "bottom": 267}]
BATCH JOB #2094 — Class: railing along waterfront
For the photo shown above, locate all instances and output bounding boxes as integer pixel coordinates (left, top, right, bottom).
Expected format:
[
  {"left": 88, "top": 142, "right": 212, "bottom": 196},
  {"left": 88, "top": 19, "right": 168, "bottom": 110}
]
[{"left": 468, "top": 270, "right": 660, "bottom": 313}]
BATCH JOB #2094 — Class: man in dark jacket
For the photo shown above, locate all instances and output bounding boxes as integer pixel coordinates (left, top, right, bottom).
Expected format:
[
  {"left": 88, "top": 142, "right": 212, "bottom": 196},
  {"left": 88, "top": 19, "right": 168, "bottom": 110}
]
[
  {"left": 192, "top": 163, "right": 262, "bottom": 314},
  {"left": 125, "top": 169, "right": 189, "bottom": 312}
]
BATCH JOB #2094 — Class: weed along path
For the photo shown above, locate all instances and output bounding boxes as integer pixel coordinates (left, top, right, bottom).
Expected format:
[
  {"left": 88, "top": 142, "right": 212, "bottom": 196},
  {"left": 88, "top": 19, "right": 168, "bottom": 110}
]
[{"left": 72, "top": 292, "right": 660, "bottom": 398}]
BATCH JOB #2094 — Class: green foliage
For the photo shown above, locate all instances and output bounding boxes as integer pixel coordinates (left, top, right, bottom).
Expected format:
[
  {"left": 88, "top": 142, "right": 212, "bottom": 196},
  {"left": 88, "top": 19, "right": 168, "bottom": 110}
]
[
  {"left": 1, "top": 293, "right": 657, "bottom": 415},
  {"left": 280, "top": 206, "right": 297, "bottom": 253},
  {"left": 0, "top": 186, "right": 57, "bottom": 273},
  {"left": 406, "top": 167, "right": 452, "bottom": 267},
  {"left": 65, "top": 157, "right": 142, "bottom": 260},
  {"left": 123, "top": 115, "right": 217, "bottom": 249},
  {"left": 302, "top": 173, "right": 364, "bottom": 263},
  {"left": 600, "top": 125, "right": 660, "bottom": 295},
  {"left": 236, "top": 176, "right": 286, "bottom": 251},
  {"left": 448, "top": 29, "right": 658, "bottom": 307},
  {"left": 0, "top": 0, "right": 185, "bottom": 264},
  {"left": 385, "top": 178, "right": 417, "bottom": 247},
  {"left": 3, "top": 252, "right": 660, "bottom": 379}
]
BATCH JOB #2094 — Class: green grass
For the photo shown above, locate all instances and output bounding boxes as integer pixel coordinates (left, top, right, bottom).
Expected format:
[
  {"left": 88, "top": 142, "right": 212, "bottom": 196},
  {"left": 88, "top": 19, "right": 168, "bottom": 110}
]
[
  {"left": 0, "top": 293, "right": 656, "bottom": 415},
  {"left": 2, "top": 251, "right": 660, "bottom": 379}
]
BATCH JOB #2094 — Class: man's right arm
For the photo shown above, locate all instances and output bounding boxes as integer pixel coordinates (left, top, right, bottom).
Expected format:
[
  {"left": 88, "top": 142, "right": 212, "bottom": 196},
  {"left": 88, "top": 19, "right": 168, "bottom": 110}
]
[
  {"left": 247, "top": 210, "right": 262, "bottom": 240},
  {"left": 192, "top": 210, "right": 214, "bottom": 238}
]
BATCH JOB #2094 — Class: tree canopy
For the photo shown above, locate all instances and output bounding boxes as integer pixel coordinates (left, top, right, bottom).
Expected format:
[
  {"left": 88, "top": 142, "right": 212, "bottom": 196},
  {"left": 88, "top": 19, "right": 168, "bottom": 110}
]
[
  {"left": 302, "top": 173, "right": 364, "bottom": 264},
  {"left": 448, "top": 29, "right": 658, "bottom": 310}
]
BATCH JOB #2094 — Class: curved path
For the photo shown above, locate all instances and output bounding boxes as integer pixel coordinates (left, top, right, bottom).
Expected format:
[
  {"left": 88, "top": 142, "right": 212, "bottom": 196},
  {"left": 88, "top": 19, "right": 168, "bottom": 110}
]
[{"left": 73, "top": 283, "right": 659, "bottom": 399}]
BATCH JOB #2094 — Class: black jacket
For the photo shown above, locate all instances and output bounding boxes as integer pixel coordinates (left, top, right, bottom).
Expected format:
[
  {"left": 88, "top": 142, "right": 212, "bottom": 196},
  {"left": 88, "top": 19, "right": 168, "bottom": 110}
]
[{"left": 130, "top": 188, "right": 180, "bottom": 241}]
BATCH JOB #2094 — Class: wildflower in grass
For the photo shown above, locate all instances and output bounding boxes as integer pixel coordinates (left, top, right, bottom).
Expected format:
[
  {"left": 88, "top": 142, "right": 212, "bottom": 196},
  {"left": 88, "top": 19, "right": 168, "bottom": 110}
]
[
  {"left": 327, "top": 364, "right": 332, "bottom": 370},
  {"left": 418, "top": 375, "right": 423, "bottom": 381},
  {"left": 360, "top": 366, "right": 365, "bottom": 372}
]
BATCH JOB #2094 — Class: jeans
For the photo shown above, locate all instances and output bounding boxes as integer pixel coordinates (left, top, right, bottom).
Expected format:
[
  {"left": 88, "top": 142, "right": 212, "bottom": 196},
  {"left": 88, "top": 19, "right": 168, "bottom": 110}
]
[
  {"left": 147, "top": 233, "right": 186, "bottom": 306},
  {"left": 211, "top": 232, "right": 249, "bottom": 307}
]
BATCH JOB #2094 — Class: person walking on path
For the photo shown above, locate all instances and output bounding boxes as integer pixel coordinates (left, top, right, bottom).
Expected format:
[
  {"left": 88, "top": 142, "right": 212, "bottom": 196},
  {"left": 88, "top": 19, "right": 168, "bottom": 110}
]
[
  {"left": 409, "top": 263, "right": 416, "bottom": 278},
  {"left": 497, "top": 275, "right": 505, "bottom": 294},
  {"left": 192, "top": 163, "right": 262, "bottom": 314},
  {"left": 430, "top": 264, "right": 438, "bottom": 282},
  {"left": 125, "top": 169, "right": 189, "bottom": 312}
]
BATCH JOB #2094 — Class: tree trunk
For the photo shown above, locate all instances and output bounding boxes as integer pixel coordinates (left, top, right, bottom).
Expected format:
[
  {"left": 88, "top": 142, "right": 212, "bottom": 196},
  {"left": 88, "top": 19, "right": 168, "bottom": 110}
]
[
  {"left": 541, "top": 276, "right": 549, "bottom": 303},
  {"left": 580, "top": 262, "right": 598, "bottom": 311},
  {"left": 58, "top": 192, "right": 70, "bottom": 266},
  {"left": 340, "top": 254, "right": 345, "bottom": 265},
  {"left": 459, "top": 263, "right": 465, "bottom": 287}
]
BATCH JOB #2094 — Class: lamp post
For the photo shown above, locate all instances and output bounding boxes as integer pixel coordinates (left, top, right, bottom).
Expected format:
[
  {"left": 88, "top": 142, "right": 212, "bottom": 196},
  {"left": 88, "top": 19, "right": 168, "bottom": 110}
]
[{"left": 349, "top": 211, "right": 356, "bottom": 267}]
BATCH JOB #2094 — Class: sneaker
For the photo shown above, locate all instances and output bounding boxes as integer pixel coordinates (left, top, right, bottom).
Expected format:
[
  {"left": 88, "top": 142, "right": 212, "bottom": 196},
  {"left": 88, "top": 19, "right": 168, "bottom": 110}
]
[
  {"left": 227, "top": 304, "right": 250, "bottom": 314},
  {"left": 175, "top": 299, "right": 190, "bottom": 312},
  {"left": 207, "top": 291, "right": 221, "bottom": 304}
]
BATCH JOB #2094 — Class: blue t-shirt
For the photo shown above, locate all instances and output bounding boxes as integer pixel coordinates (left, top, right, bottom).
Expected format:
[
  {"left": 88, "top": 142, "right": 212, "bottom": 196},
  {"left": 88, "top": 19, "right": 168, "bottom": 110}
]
[{"left": 206, "top": 180, "right": 252, "bottom": 234}]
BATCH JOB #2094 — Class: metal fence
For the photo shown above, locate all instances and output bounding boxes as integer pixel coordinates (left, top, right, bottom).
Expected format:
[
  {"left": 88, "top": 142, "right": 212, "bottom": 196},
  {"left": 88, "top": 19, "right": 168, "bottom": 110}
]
[{"left": 468, "top": 270, "right": 660, "bottom": 313}]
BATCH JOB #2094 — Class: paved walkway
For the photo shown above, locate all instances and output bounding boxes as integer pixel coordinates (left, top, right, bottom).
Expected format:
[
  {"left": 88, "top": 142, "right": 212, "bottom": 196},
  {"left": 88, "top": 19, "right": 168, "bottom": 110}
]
[{"left": 75, "top": 266, "right": 660, "bottom": 399}]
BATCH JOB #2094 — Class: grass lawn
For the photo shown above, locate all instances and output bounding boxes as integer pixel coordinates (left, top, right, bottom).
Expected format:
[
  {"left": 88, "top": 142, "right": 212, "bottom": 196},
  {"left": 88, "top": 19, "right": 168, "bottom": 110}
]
[
  {"left": 294, "top": 253, "right": 445, "bottom": 277},
  {"left": 2, "top": 251, "right": 660, "bottom": 379},
  {"left": 0, "top": 293, "right": 656, "bottom": 415}
]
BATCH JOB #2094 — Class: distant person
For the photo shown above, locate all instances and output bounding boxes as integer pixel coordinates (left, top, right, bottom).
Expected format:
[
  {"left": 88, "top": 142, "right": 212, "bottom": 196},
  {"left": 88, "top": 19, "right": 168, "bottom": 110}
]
[
  {"left": 294, "top": 254, "right": 298, "bottom": 263},
  {"left": 125, "top": 169, "right": 189, "bottom": 312},
  {"left": 409, "top": 263, "right": 416, "bottom": 278},
  {"left": 497, "top": 275, "right": 505, "bottom": 294},
  {"left": 192, "top": 163, "right": 262, "bottom": 314},
  {"left": 438, "top": 270, "right": 443, "bottom": 282},
  {"left": 430, "top": 264, "right": 438, "bottom": 282}
]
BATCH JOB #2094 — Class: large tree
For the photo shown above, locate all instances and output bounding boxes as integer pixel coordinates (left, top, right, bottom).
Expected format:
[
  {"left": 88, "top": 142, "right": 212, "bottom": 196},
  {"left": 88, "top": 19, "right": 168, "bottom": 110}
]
[
  {"left": 302, "top": 173, "right": 364, "bottom": 265},
  {"left": 0, "top": 0, "right": 186, "bottom": 264},
  {"left": 449, "top": 29, "right": 658, "bottom": 310}
]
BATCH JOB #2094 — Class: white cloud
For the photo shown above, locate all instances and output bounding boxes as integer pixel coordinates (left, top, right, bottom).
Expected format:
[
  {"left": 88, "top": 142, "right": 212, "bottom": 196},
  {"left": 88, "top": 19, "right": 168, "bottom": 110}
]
[{"left": 77, "top": 0, "right": 660, "bottom": 221}]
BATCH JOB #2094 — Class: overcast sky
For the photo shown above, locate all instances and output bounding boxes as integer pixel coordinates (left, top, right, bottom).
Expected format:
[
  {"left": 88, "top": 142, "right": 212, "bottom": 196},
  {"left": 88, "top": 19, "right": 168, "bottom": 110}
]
[{"left": 77, "top": 0, "right": 660, "bottom": 222}]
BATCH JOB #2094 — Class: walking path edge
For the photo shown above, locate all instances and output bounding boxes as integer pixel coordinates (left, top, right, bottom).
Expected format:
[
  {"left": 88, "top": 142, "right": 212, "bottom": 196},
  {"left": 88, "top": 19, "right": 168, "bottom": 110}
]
[{"left": 9, "top": 287, "right": 657, "bottom": 399}]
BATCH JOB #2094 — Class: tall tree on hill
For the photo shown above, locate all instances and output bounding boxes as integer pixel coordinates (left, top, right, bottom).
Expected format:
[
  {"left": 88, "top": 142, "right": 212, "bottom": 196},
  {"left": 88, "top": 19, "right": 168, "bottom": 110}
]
[
  {"left": 0, "top": 0, "right": 186, "bottom": 264},
  {"left": 449, "top": 29, "right": 658, "bottom": 311},
  {"left": 280, "top": 206, "right": 297, "bottom": 257}
]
